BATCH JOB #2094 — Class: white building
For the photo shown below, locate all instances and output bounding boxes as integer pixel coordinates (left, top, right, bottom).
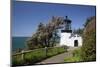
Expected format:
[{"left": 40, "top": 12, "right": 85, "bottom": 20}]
[{"left": 60, "top": 16, "right": 82, "bottom": 47}]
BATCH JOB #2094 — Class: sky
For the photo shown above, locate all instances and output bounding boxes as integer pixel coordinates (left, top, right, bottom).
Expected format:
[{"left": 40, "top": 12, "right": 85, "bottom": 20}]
[{"left": 12, "top": 1, "right": 96, "bottom": 37}]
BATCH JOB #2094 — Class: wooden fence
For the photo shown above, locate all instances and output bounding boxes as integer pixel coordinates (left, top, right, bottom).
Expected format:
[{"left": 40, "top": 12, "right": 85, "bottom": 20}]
[{"left": 12, "top": 46, "right": 67, "bottom": 66}]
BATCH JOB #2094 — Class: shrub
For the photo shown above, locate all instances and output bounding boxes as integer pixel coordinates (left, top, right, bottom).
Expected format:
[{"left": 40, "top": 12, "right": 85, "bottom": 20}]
[
  {"left": 81, "top": 16, "right": 96, "bottom": 61},
  {"left": 81, "top": 30, "right": 96, "bottom": 61}
]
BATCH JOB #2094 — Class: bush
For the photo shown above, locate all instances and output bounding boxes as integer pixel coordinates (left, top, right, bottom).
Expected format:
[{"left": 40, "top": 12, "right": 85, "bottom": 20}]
[
  {"left": 81, "top": 16, "right": 96, "bottom": 61},
  {"left": 81, "top": 30, "right": 96, "bottom": 61}
]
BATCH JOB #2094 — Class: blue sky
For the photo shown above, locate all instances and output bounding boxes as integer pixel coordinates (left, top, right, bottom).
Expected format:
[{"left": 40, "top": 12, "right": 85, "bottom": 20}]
[{"left": 12, "top": 1, "right": 96, "bottom": 37}]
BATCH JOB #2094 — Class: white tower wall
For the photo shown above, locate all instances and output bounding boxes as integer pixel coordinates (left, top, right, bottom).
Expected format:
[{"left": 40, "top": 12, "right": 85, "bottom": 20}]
[{"left": 60, "top": 32, "right": 71, "bottom": 46}]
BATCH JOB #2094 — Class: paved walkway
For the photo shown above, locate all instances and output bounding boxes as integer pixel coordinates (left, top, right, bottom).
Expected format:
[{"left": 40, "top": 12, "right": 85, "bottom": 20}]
[{"left": 36, "top": 47, "right": 77, "bottom": 64}]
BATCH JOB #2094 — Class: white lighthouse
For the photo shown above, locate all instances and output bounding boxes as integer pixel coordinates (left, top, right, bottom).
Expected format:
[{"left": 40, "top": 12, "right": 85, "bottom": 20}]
[{"left": 60, "top": 16, "right": 82, "bottom": 47}]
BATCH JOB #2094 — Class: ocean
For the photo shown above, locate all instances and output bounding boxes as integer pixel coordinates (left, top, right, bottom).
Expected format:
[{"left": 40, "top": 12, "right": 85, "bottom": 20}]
[{"left": 12, "top": 37, "right": 30, "bottom": 51}]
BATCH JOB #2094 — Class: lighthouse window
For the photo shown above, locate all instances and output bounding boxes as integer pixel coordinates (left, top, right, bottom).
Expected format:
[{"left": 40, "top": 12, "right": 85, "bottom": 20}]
[
  {"left": 77, "top": 35, "right": 79, "bottom": 37},
  {"left": 74, "top": 35, "right": 76, "bottom": 37}
]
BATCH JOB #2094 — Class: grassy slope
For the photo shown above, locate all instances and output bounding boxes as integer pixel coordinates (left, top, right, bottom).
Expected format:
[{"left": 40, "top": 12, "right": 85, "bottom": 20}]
[{"left": 64, "top": 47, "right": 82, "bottom": 62}]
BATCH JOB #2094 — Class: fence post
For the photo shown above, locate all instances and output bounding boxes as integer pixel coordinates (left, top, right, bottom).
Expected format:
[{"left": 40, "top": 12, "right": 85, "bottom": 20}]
[
  {"left": 45, "top": 47, "right": 47, "bottom": 57},
  {"left": 21, "top": 50, "right": 24, "bottom": 61}
]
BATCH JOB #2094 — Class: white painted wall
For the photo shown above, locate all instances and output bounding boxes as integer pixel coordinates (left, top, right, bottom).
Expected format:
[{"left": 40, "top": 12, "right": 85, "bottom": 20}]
[
  {"left": 60, "top": 33, "right": 82, "bottom": 47},
  {"left": 70, "top": 35, "right": 82, "bottom": 47},
  {"left": 60, "top": 32, "right": 71, "bottom": 46}
]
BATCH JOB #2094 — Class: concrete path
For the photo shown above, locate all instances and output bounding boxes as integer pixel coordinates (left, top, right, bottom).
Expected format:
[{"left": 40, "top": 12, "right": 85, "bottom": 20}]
[{"left": 36, "top": 47, "right": 77, "bottom": 64}]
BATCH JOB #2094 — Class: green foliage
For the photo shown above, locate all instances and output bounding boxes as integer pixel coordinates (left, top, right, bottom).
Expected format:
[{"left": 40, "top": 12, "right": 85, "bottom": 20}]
[
  {"left": 12, "top": 47, "right": 67, "bottom": 66},
  {"left": 83, "top": 16, "right": 95, "bottom": 27},
  {"left": 73, "top": 28, "right": 83, "bottom": 36},
  {"left": 81, "top": 16, "right": 96, "bottom": 61},
  {"left": 26, "top": 34, "right": 39, "bottom": 50},
  {"left": 12, "top": 54, "right": 24, "bottom": 66},
  {"left": 64, "top": 48, "right": 82, "bottom": 62},
  {"left": 81, "top": 30, "right": 96, "bottom": 61},
  {"left": 24, "top": 48, "right": 46, "bottom": 64}
]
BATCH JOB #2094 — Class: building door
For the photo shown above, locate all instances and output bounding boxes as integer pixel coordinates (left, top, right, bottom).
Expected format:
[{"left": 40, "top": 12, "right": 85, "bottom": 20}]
[{"left": 74, "top": 40, "right": 78, "bottom": 47}]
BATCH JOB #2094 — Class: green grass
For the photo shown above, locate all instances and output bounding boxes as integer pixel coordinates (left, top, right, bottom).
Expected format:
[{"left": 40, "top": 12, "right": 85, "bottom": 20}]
[
  {"left": 12, "top": 46, "right": 67, "bottom": 66},
  {"left": 24, "top": 48, "right": 46, "bottom": 64},
  {"left": 64, "top": 48, "right": 82, "bottom": 62}
]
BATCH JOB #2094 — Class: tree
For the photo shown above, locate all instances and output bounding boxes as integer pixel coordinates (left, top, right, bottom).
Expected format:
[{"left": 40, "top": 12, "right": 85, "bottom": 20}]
[
  {"left": 73, "top": 28, "right": 83, "bottom": 36},
  {"left": 26, "top": 16, "right": 64, "bottom": 49},
  {"left": 83, "top": 16, "right": 95, "bottom": 27},
  {"left": 26, "top": 33, "right": 39, "bottom": 50}
]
